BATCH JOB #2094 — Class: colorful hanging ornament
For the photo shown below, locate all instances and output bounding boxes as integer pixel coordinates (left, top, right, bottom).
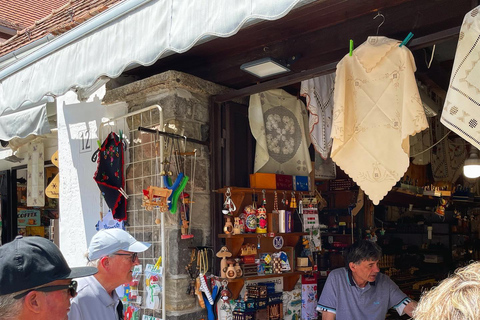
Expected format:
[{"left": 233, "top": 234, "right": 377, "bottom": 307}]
[
  {"left": 290, "top": 192, "right": 297, "bottom": 209},
  {"left": 273, "top": 191, "right": 279, "bottom": 213},
  {"left": 244, "top": 201, "right": 257, "bottom": 233}
]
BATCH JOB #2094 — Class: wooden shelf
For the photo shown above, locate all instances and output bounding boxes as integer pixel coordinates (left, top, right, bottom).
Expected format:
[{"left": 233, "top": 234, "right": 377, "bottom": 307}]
[
  {"left": 218, "top": 232, "right": 306, "bottom": 257},
  {"left": 218, "top": 232, "right": 307, "bottom": 239},
  {"left": 224, "top": 272, "right": 305, "bottom": 299},
  {"left": 215, "top": 187, "right": 310, "bottom": 215},
  {"left": 321, "top": 232, "right": 352, "bottom": 237},
  {"left": 380, "top": 188, "right": 439, "bottom": 208},
  {"left": 216, "top": 187, "right": 310, "bottom": 194},
  {"left": 216, "top": 187, "right": 309, "bottom": 299}
]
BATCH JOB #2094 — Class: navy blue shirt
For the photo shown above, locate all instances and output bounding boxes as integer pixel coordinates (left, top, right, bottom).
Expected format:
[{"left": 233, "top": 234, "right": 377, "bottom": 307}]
[{"left": 317, "top": 268, "right": 410, "bottom": 320}]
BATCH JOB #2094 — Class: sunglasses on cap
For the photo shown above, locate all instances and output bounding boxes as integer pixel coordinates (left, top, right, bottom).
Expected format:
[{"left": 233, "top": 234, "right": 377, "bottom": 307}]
[
  {"left": 13, "top": 280, "right": 77, "bottom": 299},
  {"left": 112, "top": 252, "right": 138, "bottom": 262}
]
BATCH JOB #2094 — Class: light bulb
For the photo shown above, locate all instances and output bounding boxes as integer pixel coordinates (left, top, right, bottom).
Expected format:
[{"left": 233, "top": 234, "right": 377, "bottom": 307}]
[
  {"left": 464, "top": 147, "right": 480, "bottom": 179},
  {"left": 464, "top": 164, "right": 480, "bottom": 179}
]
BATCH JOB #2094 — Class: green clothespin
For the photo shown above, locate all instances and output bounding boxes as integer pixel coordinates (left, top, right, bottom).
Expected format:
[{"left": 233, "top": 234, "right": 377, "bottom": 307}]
[
  {"left": 119, "top": 129, "right": 123, "bottom": 142},
  {"left": 349, "top": 39, "right": 354, "bottom": 56},
  {"left": 97, "top": 140, "right": 102, "bottom": 149},
  {"left": 399, "top": 32, "right": 414, "bottom": 47}
]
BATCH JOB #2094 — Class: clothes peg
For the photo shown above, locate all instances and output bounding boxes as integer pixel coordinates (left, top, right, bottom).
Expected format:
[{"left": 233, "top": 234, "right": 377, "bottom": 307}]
[
  {"left": 399, "top": 32, "right": 414, "bottom": 47},
  {"left": 349, "top": 39, "right": 354, "bottom": 56}
]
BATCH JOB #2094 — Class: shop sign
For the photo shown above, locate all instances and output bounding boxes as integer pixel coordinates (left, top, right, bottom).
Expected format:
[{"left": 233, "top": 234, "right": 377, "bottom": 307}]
[{"left": 17, "top": 209, "right": 41, "bottom": 226}]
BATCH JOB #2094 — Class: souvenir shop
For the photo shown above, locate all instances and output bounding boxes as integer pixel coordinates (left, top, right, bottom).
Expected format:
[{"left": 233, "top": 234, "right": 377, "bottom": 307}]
[{"left": 1, "top": 0, "right": 480, "bottom": 319}]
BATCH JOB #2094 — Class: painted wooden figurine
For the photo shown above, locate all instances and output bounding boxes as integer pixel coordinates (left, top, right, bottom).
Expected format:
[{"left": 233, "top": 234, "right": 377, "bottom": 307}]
[
  {"left": 233, "top": 216, "right": 243, "bottom": 235},
  {"left": 256, "top": 207, "right": 267, "bottom": 233},
  {"left": 223, "top": 216, "right": 233, "bottom": 234},
  {"left": 226, "top": 259, "right": 237, "bottom": 279}
]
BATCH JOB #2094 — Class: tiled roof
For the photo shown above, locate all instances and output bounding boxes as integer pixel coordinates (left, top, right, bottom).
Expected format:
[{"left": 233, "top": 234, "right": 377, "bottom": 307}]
[
  {"left": 0, "top": 18, "right": 22, "bottom": 31},
  {"left": 0, "top": 0, "right": 69, "bottom": 30},
  {"left": 0, "top": 0, "right": 123, "bottom": 57}
]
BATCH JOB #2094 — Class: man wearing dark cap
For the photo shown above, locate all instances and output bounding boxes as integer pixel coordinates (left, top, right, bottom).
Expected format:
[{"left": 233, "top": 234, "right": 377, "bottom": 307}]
[
  {"left": 69, "top": 228, "right": 151, "bottom": 320},
  {"left": 0, "top": 235, "right": 97, "bottom": 320}
]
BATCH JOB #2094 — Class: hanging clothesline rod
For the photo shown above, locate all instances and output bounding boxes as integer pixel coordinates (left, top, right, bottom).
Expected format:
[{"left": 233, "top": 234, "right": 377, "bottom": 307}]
[{"left": 138, "top": 126, "right": 208, "bottom": 146}]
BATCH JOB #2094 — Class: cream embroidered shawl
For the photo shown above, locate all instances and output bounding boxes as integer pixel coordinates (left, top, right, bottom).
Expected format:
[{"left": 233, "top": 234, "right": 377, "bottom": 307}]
[
  {"left": 441, "top": 6, "right": 480, "bottom": 149},
  {"left": 249, "top": 89, "right": 312, "bottom": 175},
  {"left": 331, "top": 36, "right": 428, "bottom": 205}
]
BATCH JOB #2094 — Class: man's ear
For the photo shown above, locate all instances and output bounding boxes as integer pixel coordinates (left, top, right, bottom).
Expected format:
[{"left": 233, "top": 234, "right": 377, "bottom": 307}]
[
  {"left": 100, "top": 256, "right": 110, "bottom": 269},
  {"left": 24, "top": 291, "right": 43, "bottom": 314},
  {"left": 349, "top": 262, "right": 356, "bottom": 271}
]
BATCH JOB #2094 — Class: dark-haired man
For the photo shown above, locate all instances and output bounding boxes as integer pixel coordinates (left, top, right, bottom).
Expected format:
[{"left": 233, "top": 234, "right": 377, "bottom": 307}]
[{"left": 317, "top": 240, "right": 417, "bottom": 320}]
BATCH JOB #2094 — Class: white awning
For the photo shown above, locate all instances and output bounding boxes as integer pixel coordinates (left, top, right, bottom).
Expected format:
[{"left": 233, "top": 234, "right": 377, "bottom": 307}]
[
  {"left": 0, "top": 0, "right": 312, "bottom": 137},
  {"left": 0, "top": 97, "right": 52, "bottom": 141}
]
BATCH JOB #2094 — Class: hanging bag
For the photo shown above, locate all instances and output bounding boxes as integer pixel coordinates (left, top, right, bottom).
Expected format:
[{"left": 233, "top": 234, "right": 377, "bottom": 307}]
[{"left": 93, "top": 132, "right": 127, "bottom": 221}]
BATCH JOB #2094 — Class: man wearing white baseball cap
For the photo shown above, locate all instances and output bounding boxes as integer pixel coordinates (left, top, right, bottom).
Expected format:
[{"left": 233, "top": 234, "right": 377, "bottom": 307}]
[{"left": 69, "top": 228, "right": 151, "bottom": 320}]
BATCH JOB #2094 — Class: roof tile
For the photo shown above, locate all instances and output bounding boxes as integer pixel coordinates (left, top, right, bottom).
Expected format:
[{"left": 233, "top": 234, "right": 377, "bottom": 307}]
[
  {"left": 0, "top": 0, "right": 122, "bottom": 57},
  {"left": 0, "top": 0, "right": 69, "bottom": 30}
]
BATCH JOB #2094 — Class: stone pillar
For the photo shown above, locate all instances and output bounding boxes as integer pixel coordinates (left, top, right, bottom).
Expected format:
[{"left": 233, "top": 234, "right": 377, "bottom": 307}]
[{"left": 103, "top": 71, "right": 229, "bottom": 319}]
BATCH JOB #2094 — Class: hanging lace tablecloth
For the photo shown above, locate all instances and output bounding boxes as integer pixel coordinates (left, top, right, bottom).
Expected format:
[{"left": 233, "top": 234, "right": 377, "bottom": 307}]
[
  {"left": 331, "top": 36, "right": 428, "bottom": 205},
  {"left": 441, "top": 6, "right": 480, "bottom": 149},
  {"left": 249, "top": 89, "right": 312, "bottom": 175},
  {"left": 300, "top": 73, "right": 335, "bottom": 160}
]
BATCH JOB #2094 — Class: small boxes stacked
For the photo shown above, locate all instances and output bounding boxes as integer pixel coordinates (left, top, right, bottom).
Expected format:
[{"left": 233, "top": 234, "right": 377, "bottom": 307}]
[
  {"left": 278, "top": 210, "right": 292, "bottom": 233},
  {"left": 250, "top": 173, "right": 310, "bottom": 191},
  {"left": 250, "top": 173, "right": 276, "bottom": 189},
  {"left": 233, "top": 299, "right": 256, "bottom": 320},
  {"left": 232, "top": 284, "right": 283, "bottom": 320},
  {"left": 275, "top": 174, "right": 293, "bottom": 190}
]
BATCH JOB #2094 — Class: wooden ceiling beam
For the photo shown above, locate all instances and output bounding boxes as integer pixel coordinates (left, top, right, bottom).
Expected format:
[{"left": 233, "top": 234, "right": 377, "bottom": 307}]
[{"left": 214, "top": 26, "right": 461, "bottom": 103}]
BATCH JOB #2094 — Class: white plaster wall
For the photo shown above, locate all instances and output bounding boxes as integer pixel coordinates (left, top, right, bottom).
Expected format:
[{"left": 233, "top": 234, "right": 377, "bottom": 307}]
[{"left": 57, "top": 87, "right": 127, "bottom": 267}]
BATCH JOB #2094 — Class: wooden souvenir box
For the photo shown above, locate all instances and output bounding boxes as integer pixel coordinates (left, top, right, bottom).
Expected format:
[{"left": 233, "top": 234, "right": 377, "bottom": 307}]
[
  {"left": 293, "top": 176, "right": 309, "bottom": 191},
  {"left": 267, "top": 212, "right": 279, "bottom": 234},
  {"left": 250, "top": 173, "right": 276, "bottom": 189},
  {"left": 267, "top": 292, "right": 283, "bottom": 305},
  {"left": 256, "top": 308, "right": 268, "bottom": 318},
  {"left": 275, "top": 174, "right": 293, "bottom": 190},
  {"left": 233, "top": 311, "right": 256, "bottom": 320}
]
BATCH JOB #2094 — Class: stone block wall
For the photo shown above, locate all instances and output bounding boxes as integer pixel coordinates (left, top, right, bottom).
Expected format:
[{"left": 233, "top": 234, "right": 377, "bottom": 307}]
[{"left": 103, "top": 71, "right": 229, "bottom": 319}]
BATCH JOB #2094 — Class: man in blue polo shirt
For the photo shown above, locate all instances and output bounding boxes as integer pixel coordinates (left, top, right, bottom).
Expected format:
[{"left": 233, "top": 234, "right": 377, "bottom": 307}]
[{"left": 317, "top": 240, "right": 417, "bottom": 320}]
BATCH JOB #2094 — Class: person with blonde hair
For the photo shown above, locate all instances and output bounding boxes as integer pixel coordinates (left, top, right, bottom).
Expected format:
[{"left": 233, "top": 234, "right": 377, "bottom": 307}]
[{"left": 414, "top": 261, "right": 480, "bottom": 320}]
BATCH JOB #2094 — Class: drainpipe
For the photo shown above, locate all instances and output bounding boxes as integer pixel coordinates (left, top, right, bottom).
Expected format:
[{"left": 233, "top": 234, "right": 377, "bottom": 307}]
[{"left": 0, "top": 34, "right": 55, "bottom": 68}]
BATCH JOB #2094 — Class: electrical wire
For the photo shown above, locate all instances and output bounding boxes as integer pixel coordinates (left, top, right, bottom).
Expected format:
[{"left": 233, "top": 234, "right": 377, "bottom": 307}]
[
  {"left": 424, "top": 44, "right": 436, "bottom": 69},
  {"left": 410, "top": 129, "right": 451, "bottom": 157}
]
